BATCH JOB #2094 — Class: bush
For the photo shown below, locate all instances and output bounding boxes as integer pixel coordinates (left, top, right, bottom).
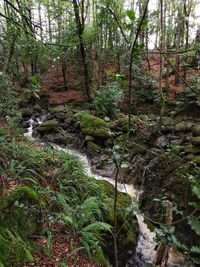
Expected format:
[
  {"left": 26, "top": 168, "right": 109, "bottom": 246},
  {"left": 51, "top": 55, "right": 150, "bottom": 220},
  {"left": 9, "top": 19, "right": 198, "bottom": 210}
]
[
  {"left": 93, "top": 82, "right": 123, "bottom": 117},
  {"left": 0, "top": 72, "right": 20, "bottom": 122}
]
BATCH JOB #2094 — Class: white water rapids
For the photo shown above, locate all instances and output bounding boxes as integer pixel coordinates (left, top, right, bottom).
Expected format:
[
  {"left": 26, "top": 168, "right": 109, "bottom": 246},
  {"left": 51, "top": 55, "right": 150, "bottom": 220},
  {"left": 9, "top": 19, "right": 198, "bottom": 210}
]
[{"left": 24, "top": 115, "right": 192, "bottom": 267}]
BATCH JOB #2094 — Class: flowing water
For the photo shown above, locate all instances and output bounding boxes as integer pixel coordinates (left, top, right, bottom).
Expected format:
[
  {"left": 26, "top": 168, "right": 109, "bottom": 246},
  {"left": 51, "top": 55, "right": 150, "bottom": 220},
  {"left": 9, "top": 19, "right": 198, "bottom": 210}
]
[{"left": 24, "top": 115, "right": 192, "bottom": 267}]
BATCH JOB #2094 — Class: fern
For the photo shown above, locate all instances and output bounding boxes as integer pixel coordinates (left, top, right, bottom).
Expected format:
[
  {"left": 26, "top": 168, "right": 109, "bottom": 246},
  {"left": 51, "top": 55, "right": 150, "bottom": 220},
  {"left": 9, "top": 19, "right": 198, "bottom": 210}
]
[{"left": 188, "top": 216, "right": 200, "bottom": 236}]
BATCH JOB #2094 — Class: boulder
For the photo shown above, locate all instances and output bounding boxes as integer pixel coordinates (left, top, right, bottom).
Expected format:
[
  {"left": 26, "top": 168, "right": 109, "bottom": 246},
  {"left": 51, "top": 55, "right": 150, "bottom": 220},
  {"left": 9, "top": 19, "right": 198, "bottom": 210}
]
[
  {"left": 49, "top": 105, "right": 68, "bottom": 114},
  {"left": 154, "top": 135, "right": 169, "bottom": 148},
  {"left": 174, "top": 122, "right": 187, "bottom": 132},
  {"left": 80, "top": 114, "right": 111, "bottom": 140},
  {"left": 184, "top": 145, "right": 200, "bottom": 154},
  {"left": 191, "top": 125, "right": 200, "bottom": 136},
  {"left": 55, "top": 112, "right": 66, "bottom": 122},
  {"left": 191, "top": 136, "right": 200, "bottom": 145},
  {"left": 44, "top": 131, "right": 72, "bottom": 145},
  {"left": 87, "top": 142, "right": 101, "bottom": 154},
  {"left": 22, "top": 121, "right": 30, "bottom": 129},
  {"left": 37, "top": 119, "right": 59, "bottom": 133}
]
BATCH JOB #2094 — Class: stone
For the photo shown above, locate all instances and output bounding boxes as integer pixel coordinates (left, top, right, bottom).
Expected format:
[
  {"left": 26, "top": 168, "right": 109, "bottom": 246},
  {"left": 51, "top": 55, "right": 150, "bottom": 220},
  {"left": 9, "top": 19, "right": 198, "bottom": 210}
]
[
  {"left": 87, "top": 142, "right": 101, "bottom": 154},
  {"left": 85, "top": 135, "right": 95, "bottom": 143},
  {"left": 184, "top": 145, "right": 200, "bottom": 154},
  {"left": 191, "top": 136, "right": 200, "bottom": 145},
  {"left": 45, "top": 131, "right": 72, "bottom": 145},
  {"left": 193, "top": 156, "right": 200, "bottom": 164},
  {"left": 22, "top": 121, "right": 30, "bottom": 129},
  {"left": 80, "top": 114, "right": 111, "bottom": 140},
  {"left": 33, "top": 104, "right": 42, "bottom": 113},
  {"left": 49, "top": 105, "right": 68, "bottom": 114},
  {"left": 21, "top": 109, "right": 33, "bottom": 119},
  {"left": 104, "top": 116, "right": 110, "bottom": 122},
  {"left": 154, "top": 135, "right": 169, "bottom": 148},
  {"left": 55, "top": 112, "right": 66, "bottom": 122},
  {"left": 185, "top": 121, "right": 193, "bottom": 131},
  {"left": 174, "top": 122, "right": 187, "bottom": 132},
  {"left": 191, "top": 125, "right": 200, "bottom": 136},
  {"left": 37, "top": 119, "right": 59, "bottom": 133}
]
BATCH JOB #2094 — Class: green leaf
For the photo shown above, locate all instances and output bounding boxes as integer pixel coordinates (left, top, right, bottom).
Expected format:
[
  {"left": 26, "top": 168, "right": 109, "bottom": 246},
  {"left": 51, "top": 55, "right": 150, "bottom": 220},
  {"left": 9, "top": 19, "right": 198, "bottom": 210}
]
[
  {"left": 191, "top": 246, "right": 200, "bottom": 254},
  {"left": 188, "top": 216, "right": 200, "bottom": 236},
  {"left": 126, "top": 10, "right": 135, "bottom": 21}
]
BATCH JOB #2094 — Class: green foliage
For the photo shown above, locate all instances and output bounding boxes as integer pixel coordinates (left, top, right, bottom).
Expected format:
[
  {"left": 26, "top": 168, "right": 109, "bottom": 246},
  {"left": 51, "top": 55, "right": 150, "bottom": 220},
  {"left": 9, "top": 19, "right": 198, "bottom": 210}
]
[
  {"left": 93, "top": 82, "right": 124, "bottom": 117},
  {"left": 0, "top": 73, "right": 20, "bottom": 122},
  {"left": 0, "top": 227, "right": 33, "bottom": 267}
]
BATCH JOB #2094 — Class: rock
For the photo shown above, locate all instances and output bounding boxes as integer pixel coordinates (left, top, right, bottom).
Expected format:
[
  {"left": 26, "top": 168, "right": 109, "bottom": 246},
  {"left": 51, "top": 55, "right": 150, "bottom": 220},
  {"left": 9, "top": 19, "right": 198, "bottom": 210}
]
[
  {"left": 104, "top": 116, "right": 110, "bottom": 122},
  {"left": 191, "top": 125, "right": 200, "bottom": 136},
  {"left": 192, "top": 156, "right": 200, "bottom": 164},
  {"left": 191, "top": 136, "right": 200, "bottom": 145},
  {"left": 87, "top": 142, "right": 101, "bottom": 154},
  {"left": 80, "top": 114, "right": 111, "bottom": 140},
  {"left": 155, "top": 135, "right": 169, "bottom": 148},
  {"left": 22, "top": 121, "right": 30, "bottom": 129},
  {"left": 45, "top": 131, "right": 72, "bottom": 145},
  {"left": 174, "top": 122, "right": 187, "bottom": 132},
  {"left": 55, "top": 112, "right": 66, "bottom": 122},
  {"left": 37, "top": 119, "right": 59, "bottom": 133},
  {"left": 49, "top": 105, "right": 68, "bottom": 114},
  {"left": 184, "top": 145, "right": 200, "bottom": 154},
  {"left": 33, "top": 104, "right": 42, "bottom": 113},
  {"left": 21, "top": 109, "right": 33, "bottom": 119},
  {"left": 84, "top": 135, "right": 95, "bottom": 143},
  {"left": 64, "top": 111, "right": 73, "bottom": 125},
  {"left": 185, "top": 121, "right": 193, "bottom": 131}
]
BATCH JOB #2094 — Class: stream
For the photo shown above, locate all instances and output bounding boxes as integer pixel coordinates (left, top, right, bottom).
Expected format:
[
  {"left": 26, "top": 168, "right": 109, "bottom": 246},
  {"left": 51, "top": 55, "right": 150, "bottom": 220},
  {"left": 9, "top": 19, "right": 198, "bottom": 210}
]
[{"left": 24, "top": 115, "right": 191, "bottom": 267}]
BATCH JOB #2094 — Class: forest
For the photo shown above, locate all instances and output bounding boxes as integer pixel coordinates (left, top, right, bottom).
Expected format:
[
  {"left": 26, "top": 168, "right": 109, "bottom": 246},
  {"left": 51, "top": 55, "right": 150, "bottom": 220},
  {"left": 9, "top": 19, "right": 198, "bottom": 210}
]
[{"left": 0, "top": 0, "right": 200, "bottom": 266}]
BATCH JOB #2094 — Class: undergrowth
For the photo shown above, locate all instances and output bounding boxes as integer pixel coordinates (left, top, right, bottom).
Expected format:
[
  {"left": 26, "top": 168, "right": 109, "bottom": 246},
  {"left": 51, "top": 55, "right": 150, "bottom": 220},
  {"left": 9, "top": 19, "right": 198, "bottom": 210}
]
[{"left": 0, "top": 124, "right": 114, "bottom": 266}]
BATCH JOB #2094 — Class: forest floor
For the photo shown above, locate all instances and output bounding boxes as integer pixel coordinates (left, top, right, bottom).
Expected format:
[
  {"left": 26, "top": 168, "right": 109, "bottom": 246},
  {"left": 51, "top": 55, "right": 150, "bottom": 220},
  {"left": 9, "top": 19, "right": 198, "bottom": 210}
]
[{"left": 40, "top": 52, "right": 199, "bottom": 107}]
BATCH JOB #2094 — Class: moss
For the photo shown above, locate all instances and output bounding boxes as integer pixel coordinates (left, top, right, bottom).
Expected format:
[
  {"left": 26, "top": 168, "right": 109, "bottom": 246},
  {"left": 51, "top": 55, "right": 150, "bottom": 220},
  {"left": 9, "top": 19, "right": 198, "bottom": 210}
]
[
  {"left": 0, "top": 186, "right": 42, "bottom": 211},
  {"left": 37, "top": 119, "right": 59, "bottom": 133},
  {"left": 98, "top": 180, "right": 137, "bottom": 247},
  {"left": 0, "top": 227, "right": 33, "bottom": 267},
  {"left": 93, "top": 247, "right": 110, "bottom": 267},
  {"left": 80, "top": 114, "right": 111, "bottom": 139},
  {"left": 193, "top": 156, "right": 200, "bottom": 164}
]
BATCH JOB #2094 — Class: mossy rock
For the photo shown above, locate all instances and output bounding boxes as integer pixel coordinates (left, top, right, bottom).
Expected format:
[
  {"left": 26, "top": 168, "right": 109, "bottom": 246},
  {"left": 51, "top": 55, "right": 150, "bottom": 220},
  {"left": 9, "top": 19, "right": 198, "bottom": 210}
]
[
  {"left": 37, "top": 119, "right": 59, "bottom": 133},
  {"left": 193, "top": 156, "right": 200, "bottom": 164},
  {"left": 80, "top": 114, "right": 111, "bottom": 140},
  {"left": 191, "top": 124, "right": 200, "bottom": 136},
  {"left": 191, "top": 136, "right": 200, "bottom": 145},
  {"left": 174, "top": 122, "right": 187, "bottom": 132},
  {"left": 0, "top": 187, "right": 43, "bottom": 237},
  {"left": 49, "top": 105, "right": 68, "bottom": 114},
  {"left": 0, "top": 186, "right": 42, "bottom": 211},
  {"left": 184, "top": 145, "right": 200, "bottom": 154},
  {"left": 98, "top": 180, "right": 137, "bottom": 247},
  {"left": 0, "top": 227, "right": 33, "bottom": 267},
  {"left": 87, "top": 142, "right": 101, "bottom": 154}
]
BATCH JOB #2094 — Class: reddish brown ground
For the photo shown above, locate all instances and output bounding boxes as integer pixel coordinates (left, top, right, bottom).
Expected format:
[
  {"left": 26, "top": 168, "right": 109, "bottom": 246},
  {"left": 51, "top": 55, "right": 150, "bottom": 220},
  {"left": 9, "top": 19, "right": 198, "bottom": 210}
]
[
  {"left": 25, "top": 233, "right": 99, "bottom": 267},
  {"left": 40, "top": 51, "right": 200, "bottom": 108}
]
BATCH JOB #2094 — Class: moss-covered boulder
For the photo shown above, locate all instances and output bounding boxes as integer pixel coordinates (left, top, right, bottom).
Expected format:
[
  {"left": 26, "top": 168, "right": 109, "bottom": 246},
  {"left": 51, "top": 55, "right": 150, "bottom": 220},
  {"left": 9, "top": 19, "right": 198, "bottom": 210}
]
[
  {"left": 0, "top": 187, "right": 43, "bottom": 238},
  {"left": 49, "top": 105, "right": 68, "bottom": 114},
  {"left": 174, "top": 122, "right": 187, "bottom": 132},
  {"left": 191, "top": 136, "right": 200, "bottom": 145},
  {"left": 37, "top": 119, "right": 59, "bottom": 133},
  {"left": 80, "top": 114, "right": 111, "bottom": 140},
  {"left": 97, "top": 180, "right": 137, "bottom": 265},
  {"left": 191, "top": 124, "right": 200, "bottom": 136},
  {"left": 0, "top": 227, "right": 33, "bottom": 267},
  {"left": 184, "top": 145, "right": 200, "bottom": 154}
]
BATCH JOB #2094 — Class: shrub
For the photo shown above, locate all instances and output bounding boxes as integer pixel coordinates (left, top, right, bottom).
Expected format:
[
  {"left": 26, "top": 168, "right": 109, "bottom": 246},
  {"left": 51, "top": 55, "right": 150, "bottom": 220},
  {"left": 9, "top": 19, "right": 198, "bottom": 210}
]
[
  {"left": 0, "top": 72, "right": 20, "bottom": 122},
  {"left": 93, "top": 82, "right": 123, "bottom": 117}
]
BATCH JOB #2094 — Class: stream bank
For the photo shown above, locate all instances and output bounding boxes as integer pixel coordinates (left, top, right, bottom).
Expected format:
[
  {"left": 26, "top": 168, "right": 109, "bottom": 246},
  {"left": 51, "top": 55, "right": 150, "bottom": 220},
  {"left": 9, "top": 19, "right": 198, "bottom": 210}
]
[{"left": 21, "top": 103, "right": 199, "bottom": 266}]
